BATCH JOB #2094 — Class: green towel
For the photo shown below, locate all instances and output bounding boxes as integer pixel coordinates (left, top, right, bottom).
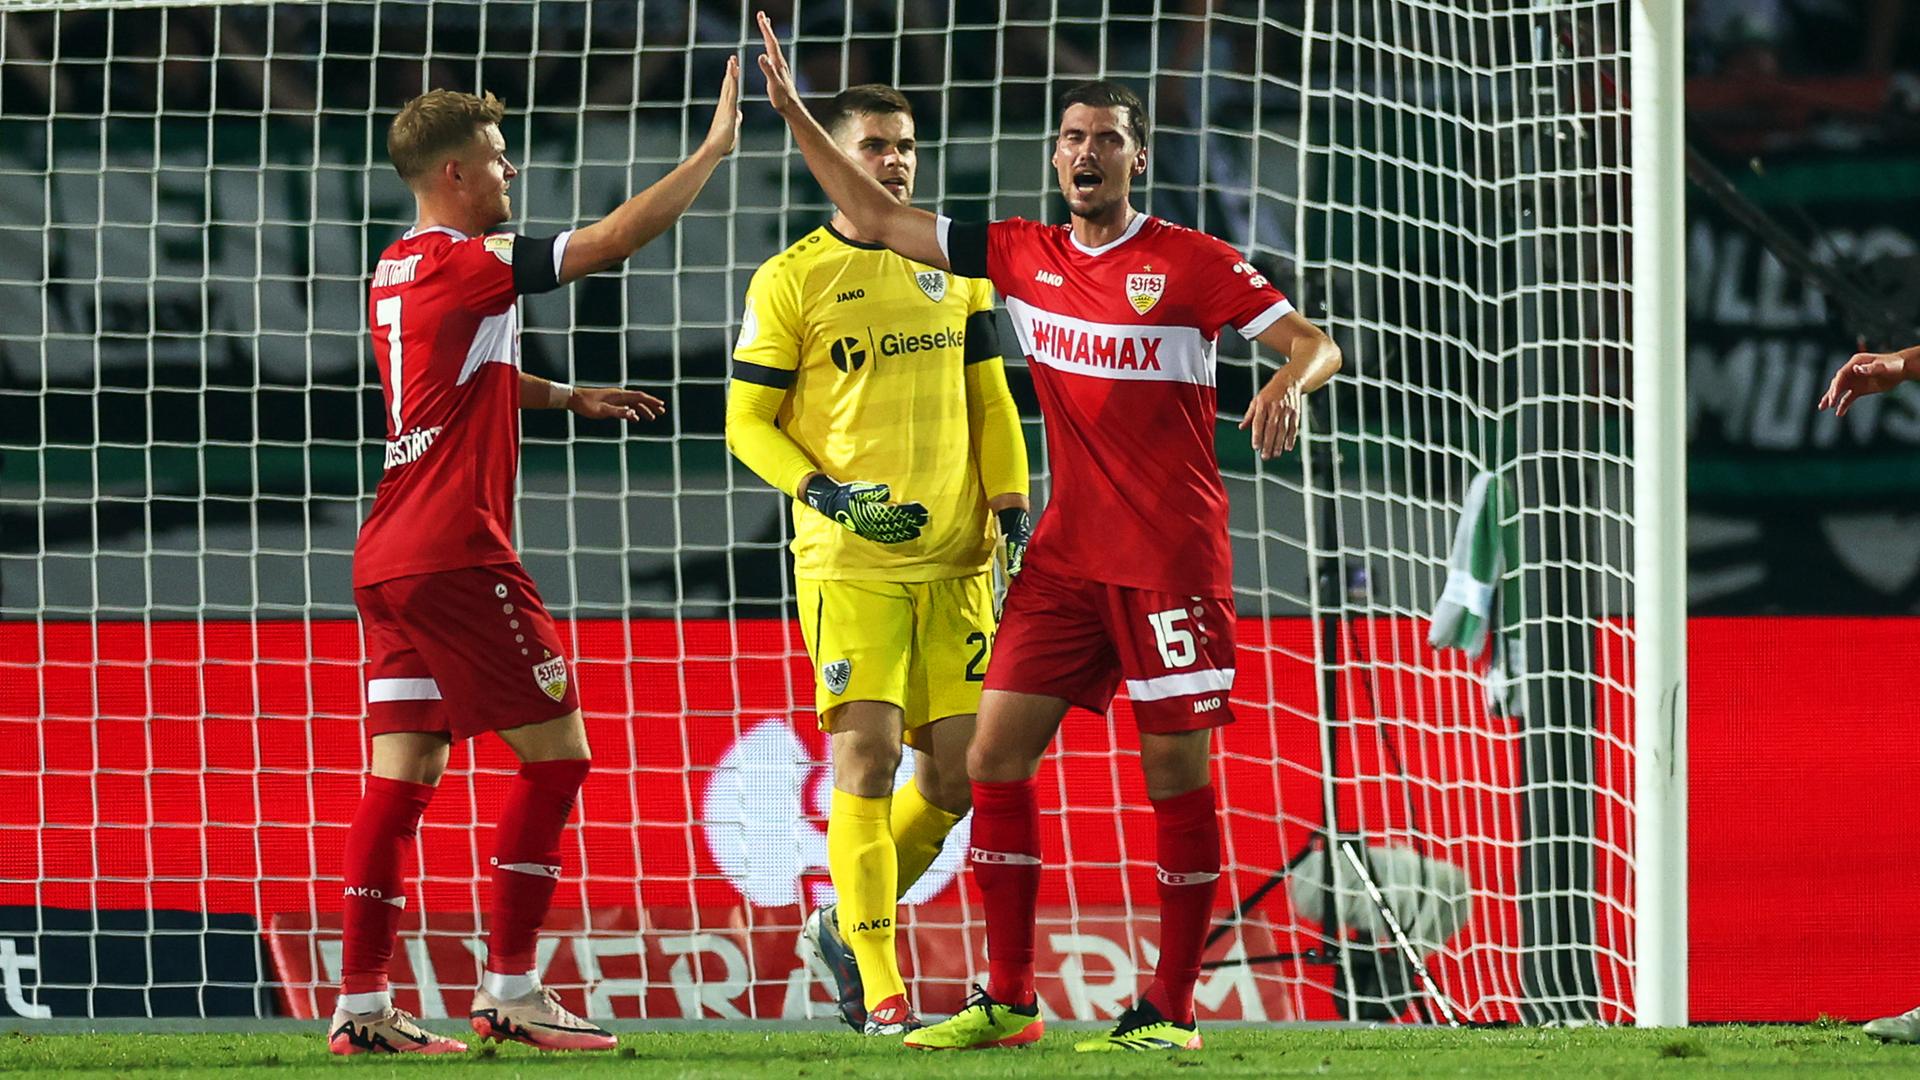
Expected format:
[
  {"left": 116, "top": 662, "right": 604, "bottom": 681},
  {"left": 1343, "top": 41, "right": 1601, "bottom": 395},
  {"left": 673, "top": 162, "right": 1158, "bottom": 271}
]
[{"left": 1428, "top": 470, "right": 1525, "bottom": 718}]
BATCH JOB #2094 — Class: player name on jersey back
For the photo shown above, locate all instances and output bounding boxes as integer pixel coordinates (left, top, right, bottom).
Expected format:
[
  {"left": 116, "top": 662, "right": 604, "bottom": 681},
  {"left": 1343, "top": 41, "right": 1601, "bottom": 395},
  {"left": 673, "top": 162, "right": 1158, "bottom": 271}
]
[{"left": 980, "top": 215, "right": 1293, "bottom": 598}]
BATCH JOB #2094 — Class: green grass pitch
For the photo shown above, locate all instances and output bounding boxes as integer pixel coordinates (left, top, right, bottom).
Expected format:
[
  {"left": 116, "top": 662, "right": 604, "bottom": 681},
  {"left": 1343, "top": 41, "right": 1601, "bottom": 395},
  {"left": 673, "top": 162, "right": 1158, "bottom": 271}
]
[{"left": 0, "top": 1024, "right": 1911, "bottom": 1079}]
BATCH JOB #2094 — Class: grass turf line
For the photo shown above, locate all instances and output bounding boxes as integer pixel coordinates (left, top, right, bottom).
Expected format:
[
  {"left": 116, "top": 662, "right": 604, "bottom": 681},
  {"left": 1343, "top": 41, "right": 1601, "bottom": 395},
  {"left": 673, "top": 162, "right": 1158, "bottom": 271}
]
[{"left": 0, "top": 1025, "right": 1910, "bottom": 1078}]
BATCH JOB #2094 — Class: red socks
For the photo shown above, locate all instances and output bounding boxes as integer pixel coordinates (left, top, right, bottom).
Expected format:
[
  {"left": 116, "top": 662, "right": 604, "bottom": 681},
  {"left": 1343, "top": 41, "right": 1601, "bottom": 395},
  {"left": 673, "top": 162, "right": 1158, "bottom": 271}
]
[
  {"left": 485, "top": 758, "right": 591, "bottom": 975},
  {"left": 339, "top": 776, "right": 436, "bottom": 995},
  {"left": 969, "top": 777, "right": 1041, "bottom": 1006},
  {"left": 1143, "top": 784, "right": 1222, "bottom": 1024}
]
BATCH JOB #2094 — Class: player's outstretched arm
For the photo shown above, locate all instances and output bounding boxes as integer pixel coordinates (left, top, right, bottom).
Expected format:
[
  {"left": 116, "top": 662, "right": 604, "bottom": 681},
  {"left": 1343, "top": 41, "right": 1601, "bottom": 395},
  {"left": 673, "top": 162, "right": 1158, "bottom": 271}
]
[
  {"left": 755, "top": 12, "right": 948, "bottom": 270},
  {"left": 519, "top": 371, "right": 665, "bottom": 421},
  {"left": 1818, "top": 347, "right": 1917, "bottom": 417},
  {"left": 558, "top": 57, "right": 742, "bottom": 284},
  {"left": 1239, "top": 310, "right": 1343, "bottom": 460}
]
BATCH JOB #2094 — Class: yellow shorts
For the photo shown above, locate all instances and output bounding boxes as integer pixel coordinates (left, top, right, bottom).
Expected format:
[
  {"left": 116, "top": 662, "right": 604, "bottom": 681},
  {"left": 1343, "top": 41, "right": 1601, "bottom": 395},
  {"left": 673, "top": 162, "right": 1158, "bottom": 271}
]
[{"left": 795, "top": 572, "right": 996, "bottom": 736}]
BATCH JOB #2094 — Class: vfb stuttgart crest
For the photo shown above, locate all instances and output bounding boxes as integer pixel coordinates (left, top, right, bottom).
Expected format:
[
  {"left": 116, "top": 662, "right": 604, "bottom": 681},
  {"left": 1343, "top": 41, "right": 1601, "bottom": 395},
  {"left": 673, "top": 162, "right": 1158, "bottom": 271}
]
[
  {"left": 915, "top": 270, "right": 948, "bottom": 303},
  {"left": 822, "top": 658, "right": 852, "bottom": 695},
  {"left": 533, "top": 656, "right": 568, "bottom": 702},
  {"left": 1126, "top": 271, "right": 1166, "bottom": 314}
]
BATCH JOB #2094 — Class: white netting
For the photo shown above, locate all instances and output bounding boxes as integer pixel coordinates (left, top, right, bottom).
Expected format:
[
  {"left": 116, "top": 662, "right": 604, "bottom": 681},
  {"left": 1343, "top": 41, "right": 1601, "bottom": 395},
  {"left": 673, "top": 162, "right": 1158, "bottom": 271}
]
[{"left": 0, "top": 0, "right": 1637, "bottom": 1024}]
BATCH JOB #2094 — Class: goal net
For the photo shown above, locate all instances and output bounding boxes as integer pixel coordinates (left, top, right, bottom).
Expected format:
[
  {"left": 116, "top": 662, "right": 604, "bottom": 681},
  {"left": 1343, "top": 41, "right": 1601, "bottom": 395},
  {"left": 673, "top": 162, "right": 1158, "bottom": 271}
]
[{"left": 0, "top": 0, "right": 1647, "bottom": 1025}]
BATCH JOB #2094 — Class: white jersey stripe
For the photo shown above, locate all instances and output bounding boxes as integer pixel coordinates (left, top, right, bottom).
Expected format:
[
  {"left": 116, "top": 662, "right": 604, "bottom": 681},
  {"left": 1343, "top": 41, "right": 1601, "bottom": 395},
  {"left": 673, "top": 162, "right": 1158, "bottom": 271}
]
[
  {"left": 367, "top": 677, "right": 443, "bottom": 702},
  {"left": 1004, "top": 295, "right": 1217, "bottom": 387},
  {"left": 1124, "top": 667, "right": 1235, "bottom": 702},
  {"left": 456, "top": 308, "right": 519, "bottom": 386},
  {"left": 1236, "top": 298, "right": 1295, "bottom": 340}
]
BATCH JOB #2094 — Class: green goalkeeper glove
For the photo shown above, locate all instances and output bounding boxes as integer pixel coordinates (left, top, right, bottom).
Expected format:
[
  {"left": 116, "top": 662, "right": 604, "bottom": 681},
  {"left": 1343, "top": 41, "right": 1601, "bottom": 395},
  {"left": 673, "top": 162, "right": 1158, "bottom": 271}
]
[{"left": 803, "top": 475, "right": 929, "bottom": 544}]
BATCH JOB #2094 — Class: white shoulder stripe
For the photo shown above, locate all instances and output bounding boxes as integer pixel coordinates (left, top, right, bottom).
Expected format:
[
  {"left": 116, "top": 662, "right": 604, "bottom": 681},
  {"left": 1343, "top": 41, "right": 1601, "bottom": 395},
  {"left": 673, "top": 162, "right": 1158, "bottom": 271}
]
[{"left": 1237, "top": 298, "right": 1295, "bottom": 340}]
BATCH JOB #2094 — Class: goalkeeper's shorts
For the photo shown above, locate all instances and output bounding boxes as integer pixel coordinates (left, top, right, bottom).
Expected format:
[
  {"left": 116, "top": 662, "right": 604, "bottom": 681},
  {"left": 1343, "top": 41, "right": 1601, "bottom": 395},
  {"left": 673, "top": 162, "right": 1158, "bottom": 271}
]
[
  {"left": 355, "top": 561, "right": 580, "bottom": 741},
  {"left": 986, "top": 562, "right": 1237, "bottom": 735},
  {"left": 796, "top": 572, "right": 996, "bottom": 738}
]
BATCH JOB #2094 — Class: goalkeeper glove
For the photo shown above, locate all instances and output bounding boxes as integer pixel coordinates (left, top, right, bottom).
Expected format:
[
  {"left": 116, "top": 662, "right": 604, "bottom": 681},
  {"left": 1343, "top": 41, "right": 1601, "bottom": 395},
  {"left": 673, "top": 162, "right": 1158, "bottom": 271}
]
[
  {"left": 803, "top": 475, "right": 929, "bottom": 544},
  {"left": 996, "top": 506, "right": 1031, "bottom": 579}
]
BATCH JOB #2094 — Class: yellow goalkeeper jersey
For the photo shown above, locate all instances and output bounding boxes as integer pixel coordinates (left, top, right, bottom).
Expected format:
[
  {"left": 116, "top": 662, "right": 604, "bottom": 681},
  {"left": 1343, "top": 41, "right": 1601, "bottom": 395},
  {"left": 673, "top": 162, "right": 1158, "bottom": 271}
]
[{"left": 730, "top": 225, "right": 1008, "bottom": 581}]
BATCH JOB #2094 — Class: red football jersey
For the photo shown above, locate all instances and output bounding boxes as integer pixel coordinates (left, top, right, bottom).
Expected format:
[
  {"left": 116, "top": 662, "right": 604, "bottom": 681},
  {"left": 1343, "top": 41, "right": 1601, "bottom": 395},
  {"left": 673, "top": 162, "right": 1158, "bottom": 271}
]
[
  {"left": 964, "top": 214, "right": 1292, "bottom": 597},
  {"left": 353, "top": 226, "right": 532, "bottom": 588}
]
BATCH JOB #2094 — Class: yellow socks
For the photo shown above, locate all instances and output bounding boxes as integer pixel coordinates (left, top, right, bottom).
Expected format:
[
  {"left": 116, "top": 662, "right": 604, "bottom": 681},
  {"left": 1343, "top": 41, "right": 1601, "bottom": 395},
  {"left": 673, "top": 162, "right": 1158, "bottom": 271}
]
[
  {"left": 890, "top": 780, "right": 964, "bottom": 898},
  {"left": 827, "top": 788, "right": 905, "bottom": 1008}
]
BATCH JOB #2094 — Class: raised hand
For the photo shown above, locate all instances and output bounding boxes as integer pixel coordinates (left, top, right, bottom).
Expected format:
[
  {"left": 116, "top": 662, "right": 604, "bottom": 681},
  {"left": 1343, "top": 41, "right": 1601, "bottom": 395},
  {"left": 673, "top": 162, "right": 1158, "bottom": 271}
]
[
  {"left": 1818, "top": 351, "right": 1910, "bottom": 417},
  {"left": 803, "top": 477, "right": 929, "bottom": 544},
  {"left": 1240, "top": 369, "right": 1304, "bottom": 459},
  {"left": 756, "top": 11, "right": 799, "bottom": 115},
  {"left": 568, "top": 387, "right": 667, "bottom": 422},
  {"left": 706, "top": 55, "right": 743, "bottom": 156}
]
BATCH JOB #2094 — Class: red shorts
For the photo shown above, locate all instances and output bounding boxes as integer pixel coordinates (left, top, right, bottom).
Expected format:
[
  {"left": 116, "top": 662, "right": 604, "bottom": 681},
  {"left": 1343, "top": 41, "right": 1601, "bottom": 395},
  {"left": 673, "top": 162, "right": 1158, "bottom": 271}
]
[
  {"left": 355, "top": 561, "right": 579, "bottom": 741},
  {"left": 984, "top": 562, "right": 1237, "bottom": 734}
]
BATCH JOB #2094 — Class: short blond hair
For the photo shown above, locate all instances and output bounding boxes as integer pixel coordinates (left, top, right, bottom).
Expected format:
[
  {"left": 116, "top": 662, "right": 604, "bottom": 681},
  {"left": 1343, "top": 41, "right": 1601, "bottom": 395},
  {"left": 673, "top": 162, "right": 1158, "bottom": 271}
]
[{"left": 388, "top": 89, "right": 505, "bottom": 183}]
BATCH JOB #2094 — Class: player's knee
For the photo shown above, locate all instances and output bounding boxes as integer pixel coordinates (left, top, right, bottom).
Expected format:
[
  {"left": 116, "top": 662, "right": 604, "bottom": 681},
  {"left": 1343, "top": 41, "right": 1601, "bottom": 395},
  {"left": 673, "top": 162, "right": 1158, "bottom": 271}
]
[
  {"left": 966, "top": 738, "right": 1039, "bottom": 785},
  {"left": 832, "top": 737, "right": 899, "bottom": 796}
]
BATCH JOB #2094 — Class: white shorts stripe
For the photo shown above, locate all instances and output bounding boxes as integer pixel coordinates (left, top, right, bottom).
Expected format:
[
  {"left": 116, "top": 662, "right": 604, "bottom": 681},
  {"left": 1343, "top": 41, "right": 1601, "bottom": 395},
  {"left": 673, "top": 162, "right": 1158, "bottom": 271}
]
[
  {"left": 1124, "top": 668, "right": 1235, "bottom": 703},
  {"left": 1236, "top": 298, "right": 1295, "bottom": 339},
  {"left": 367, "top": 677, "right": 443, "bottom": 703}
]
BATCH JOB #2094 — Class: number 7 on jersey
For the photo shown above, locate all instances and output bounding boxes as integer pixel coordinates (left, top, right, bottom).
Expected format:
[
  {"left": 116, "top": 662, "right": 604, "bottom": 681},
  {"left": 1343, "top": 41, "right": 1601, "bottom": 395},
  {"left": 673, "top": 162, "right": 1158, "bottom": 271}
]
[{"left": 375, "top": 295, "right": 404, "bottom": 431}]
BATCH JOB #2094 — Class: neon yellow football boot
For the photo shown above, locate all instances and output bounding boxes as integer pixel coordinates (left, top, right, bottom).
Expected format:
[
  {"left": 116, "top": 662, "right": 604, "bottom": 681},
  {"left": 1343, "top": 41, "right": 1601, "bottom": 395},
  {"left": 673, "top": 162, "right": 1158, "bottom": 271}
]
[
  {"left": 1073, "top": 998, "right": 1202, "bottom": 1052},
  {"left": 903, "top": 985, "right": 1043, "bottom": 1050}
]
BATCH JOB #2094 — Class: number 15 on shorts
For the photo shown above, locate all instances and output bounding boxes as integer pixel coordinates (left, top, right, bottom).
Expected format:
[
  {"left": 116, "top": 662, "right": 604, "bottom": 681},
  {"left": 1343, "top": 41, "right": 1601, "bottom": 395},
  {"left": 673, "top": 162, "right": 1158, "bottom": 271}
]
[{"left": 1147, "top": 608, "right": 1198, "bottom": 668}]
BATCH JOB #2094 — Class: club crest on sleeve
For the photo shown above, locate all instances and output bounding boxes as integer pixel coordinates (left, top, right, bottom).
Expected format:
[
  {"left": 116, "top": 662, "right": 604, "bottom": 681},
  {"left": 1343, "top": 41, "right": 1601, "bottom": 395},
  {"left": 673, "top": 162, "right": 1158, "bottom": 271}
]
[
  {"left": 484, "top": 234, "right": 515, "bottom": 265},
  {"left": 533, "top": 656, "right": 568, "bottom": 701},
  {"left": 1126, "top": 271, "right": 1166, "bottom": 314},
  {"left": 822, "top": 659, "right": 852, "bottom": 695},
  {"left": 915, "top": 270, "right": 948, "bottom": 303}
]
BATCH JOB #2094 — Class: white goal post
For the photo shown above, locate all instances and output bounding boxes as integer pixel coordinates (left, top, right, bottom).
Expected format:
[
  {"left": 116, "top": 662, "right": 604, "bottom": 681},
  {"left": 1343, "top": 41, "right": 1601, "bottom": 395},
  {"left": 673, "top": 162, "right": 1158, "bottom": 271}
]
[{"left": 0, "top": 0, "right": 1684, "bottom": 1026}]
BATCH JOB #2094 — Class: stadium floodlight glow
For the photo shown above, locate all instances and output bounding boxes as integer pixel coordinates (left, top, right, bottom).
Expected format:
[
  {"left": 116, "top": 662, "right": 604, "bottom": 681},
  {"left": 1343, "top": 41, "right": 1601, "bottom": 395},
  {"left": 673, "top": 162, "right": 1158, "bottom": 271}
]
[{"left": 0, "top": 0, "right": 1677, "bottom": 1027}]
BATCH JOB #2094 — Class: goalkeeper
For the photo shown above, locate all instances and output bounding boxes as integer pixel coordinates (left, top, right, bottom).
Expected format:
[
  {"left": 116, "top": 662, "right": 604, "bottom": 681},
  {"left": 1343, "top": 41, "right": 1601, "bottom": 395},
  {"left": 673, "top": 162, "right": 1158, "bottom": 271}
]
[{"left": 725, "top": 83, "right": 1031, "bottom": 1038}]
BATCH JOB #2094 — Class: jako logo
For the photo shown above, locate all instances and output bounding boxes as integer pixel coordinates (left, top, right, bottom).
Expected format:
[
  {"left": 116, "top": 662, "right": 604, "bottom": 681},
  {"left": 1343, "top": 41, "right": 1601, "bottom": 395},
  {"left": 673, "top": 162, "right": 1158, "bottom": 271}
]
[
  {"left": 1034, "top": 269, "right": 1064, "bottom": 287},
  {"left": 700, "top": 720, "right": 970, "bottom": 908},
  {"left": 1193, "top": 696, "right": 1222, "bottom": 713},
  {"left": 835, "top": 288, "right": 865, "bottom": 303},
  {"left": 849, "top": 917, "right": 892, "bottom": 933},
  {"left": 829, "top": 336, "right": 867, "bottom": 372},
  {"left": 344, "top": 885, "right": 407, "bottom": 909}
]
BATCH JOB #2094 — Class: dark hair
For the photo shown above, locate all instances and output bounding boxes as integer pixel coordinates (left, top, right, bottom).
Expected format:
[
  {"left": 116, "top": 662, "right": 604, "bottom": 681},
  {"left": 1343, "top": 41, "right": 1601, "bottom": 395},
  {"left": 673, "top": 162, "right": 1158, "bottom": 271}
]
[
  {"left": 1058, "top": 79, "right": 1148, "bottom": 147},
  {"left": 820, "top": 83, "right": 914, "bottom": 137},
  {"left": 389, "top": 89, "right": 505, "bottom": 182}
]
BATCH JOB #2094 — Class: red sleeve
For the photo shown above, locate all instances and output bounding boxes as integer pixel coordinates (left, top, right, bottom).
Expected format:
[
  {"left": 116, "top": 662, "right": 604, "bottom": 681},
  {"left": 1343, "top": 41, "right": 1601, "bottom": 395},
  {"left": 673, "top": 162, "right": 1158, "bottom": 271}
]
[
  {"left": 985, "top": 218, "right": 1045, "bottom": 298},
  {"left": 1189, "top": 233, "right": 1293, "bottom": 340},
  {"left": 436, "top": 232, "right": 521, "bottom": 316}
]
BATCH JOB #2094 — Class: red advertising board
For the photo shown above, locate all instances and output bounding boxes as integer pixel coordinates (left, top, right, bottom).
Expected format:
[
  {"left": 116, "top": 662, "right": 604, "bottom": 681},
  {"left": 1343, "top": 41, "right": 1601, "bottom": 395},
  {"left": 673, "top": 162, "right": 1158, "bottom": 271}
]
[{"left": 4, "top": 616, "right": 1917, "bottom": 1021}]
